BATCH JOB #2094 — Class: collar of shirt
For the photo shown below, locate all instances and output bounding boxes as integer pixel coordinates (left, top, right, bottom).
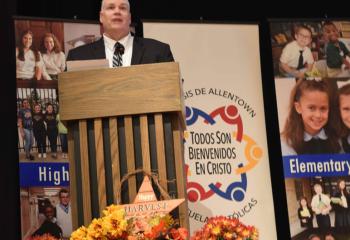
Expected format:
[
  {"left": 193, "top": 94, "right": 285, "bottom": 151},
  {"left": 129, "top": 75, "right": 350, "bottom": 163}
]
[
  {"left": 59, "top": 203, "right": 70, "bottom": 213},
  {"left": 103, "top": 33, "right": 133, "bottom": 67},
  {"left": 304, "top": 129, "right": 327, "bottom": 141},
  {"left": 291, "top": 40, "right": 308, "bottom": 52}
]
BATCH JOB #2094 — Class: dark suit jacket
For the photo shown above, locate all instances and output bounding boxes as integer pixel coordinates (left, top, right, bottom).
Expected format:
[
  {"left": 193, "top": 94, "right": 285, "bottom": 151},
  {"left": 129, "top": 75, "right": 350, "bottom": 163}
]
[{"left": 66, "top": 36, "right": 174, "bottom": 64}]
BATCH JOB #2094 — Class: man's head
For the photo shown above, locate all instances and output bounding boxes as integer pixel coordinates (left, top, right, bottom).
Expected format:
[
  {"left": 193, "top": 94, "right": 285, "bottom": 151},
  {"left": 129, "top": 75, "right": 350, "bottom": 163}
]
[
  {"left": 58, "top": 189, "right": 70, "bottom": 206},
  {"left": 100, "top": 0, "right": 131, "bottom": 41},
  {"left": 314, "top": 183, "right": 323, "bottom": 194}
]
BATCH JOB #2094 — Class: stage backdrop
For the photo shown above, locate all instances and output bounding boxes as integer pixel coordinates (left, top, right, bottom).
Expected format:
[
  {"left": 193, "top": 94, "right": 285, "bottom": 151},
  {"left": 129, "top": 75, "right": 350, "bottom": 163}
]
[
  {"left": 143, "top": 22, "right": 277, "bottom": 238},
  {"left": 270, "top": 19, "right": 350, "bottom": 240},
  {"left": 15, "top": 18, "right": 101, "bottom": 239}
]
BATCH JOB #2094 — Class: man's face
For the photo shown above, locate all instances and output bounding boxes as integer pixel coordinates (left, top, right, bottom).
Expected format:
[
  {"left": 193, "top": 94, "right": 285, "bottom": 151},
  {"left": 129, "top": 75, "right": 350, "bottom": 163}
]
[
  {"left": 314, "top": 185, "right": 322, "bottom": 194},
  {"left": 100, "top": 0, "right": 131, "bottom": 38},
  {"left": 59, "top": 192, "right": 70, "bottom": 206}
]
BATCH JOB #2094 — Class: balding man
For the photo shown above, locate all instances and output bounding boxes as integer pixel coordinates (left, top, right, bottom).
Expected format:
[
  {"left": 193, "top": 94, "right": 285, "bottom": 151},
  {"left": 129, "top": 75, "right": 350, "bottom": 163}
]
[{"left": 67, "top": 0, "right": 174, "bottom": 66}]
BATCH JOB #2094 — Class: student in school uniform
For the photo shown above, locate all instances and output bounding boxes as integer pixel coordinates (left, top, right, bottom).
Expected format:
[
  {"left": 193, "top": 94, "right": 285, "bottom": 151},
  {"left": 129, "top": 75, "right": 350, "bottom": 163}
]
[{"left": 281, "top": 79, "right": 340, "bottom": 155}]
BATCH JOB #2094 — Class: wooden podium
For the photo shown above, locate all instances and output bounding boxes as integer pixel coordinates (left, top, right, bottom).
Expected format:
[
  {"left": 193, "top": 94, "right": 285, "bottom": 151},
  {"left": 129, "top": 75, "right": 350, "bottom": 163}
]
[{"left": 58, "top": 62, "right": 188, "bottom": 230}]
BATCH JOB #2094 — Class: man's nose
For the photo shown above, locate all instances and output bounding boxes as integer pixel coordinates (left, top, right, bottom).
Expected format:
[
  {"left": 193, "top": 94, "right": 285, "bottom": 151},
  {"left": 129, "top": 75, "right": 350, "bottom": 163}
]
[{"left": 113, "top": 8, "right": 121, "bottom": 14}]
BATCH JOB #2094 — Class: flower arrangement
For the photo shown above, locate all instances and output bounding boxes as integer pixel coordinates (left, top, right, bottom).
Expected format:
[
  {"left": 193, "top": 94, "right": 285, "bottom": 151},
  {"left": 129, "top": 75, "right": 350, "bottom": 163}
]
[
  {"left": 304, "top": 66, "right": 322, "bottom": 80},
  {"left": 30, "top": 233, "right": 59, "bottom": 240},
  {"left": 70, "top": 204, "right": 188, "bottom": 240},
  {"left": 191, "top": 216, "right": 258, "bottom": 240}
]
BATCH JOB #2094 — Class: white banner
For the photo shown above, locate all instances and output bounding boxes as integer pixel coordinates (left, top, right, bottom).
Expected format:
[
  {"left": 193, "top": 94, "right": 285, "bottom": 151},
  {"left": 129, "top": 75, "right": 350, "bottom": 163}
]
[{"left": 143, "top": 22, "right": 277, "bottom": 239}]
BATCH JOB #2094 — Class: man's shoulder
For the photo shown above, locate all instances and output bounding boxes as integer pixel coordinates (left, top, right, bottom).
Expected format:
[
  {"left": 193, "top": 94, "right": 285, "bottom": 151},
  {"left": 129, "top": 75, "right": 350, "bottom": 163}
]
[
  {"left": 135, "top": 37, "right": 170, "bottom": 47},
  {"left": 67, "top": 38, "right": 104, "bottom": 60},
  {"left": 74, "top": 39, "right": 102, "bottom": 50}
]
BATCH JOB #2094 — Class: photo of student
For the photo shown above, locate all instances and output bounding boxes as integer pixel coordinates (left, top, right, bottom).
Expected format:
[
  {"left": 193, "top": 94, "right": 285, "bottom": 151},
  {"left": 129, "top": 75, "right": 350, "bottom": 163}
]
[
  {"left": 338, "top": 83, "right": 350, "bottom": 153},
  {"left": 18, "top": 99, "right": 35, "bottom": 161},
  {"left": 57, "top": 112, "right": 68, "bottom": 159},
  {"left": 44, "top": 103, "right": 58, "bottom": 159},
  {"left": 279, "top": 25, "right": 315, "bottom": 79},
  {"left": 15, "top": 19, "right": 102, "bottom": 239},
  {"left": 311, "top": 183, "right": 332, "bottom": 228},
  {"left": 31, "top": 204, "right": 62, "bottom": 239},
  {"left": 298, "top": 196, "right": 314, "bottom": 229},
  {"left": 32, "top": 103, "right": 47, "bottom": 159},
  {"left": 40, "top": 33, "right": 66, "bottom": 81},
  {"left": 272, "top": 20, "right": 350, "bottom": 240},
  {"left": 271, "top": 21, "right": 350, "bottom": 79},
  {"left": 16, "top": 30, "right": 51, "bottom": 81},
  {"left": 55, "top": 188, "right": 72, "bottom": 239},
  {"left": 331, "top": 179, "right": 350, "bottom": 228},
  {"left": 281, "top": 79, "right": 340, "bottom": 155},
  {"left": 323, "top": 21, "right": 350, "bottom": 78}
]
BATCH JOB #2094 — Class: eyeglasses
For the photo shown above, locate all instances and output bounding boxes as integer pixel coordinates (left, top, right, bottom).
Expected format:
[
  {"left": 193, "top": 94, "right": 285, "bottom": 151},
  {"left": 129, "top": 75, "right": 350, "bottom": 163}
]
[{"left": 297, "top": 33, "right": 311, "bottom": 39}]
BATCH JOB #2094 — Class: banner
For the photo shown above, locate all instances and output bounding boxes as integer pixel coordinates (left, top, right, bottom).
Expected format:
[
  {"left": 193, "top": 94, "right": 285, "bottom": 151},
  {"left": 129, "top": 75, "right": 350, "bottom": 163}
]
[
  {"left": 15, "top": 18, "right": 100, "bottom": 240},
  {"left": 143, "top": 22, "right": 277, "bottom": 238},
  {"left": 270, "top": 19, "right": 350, "bottom": 239}
]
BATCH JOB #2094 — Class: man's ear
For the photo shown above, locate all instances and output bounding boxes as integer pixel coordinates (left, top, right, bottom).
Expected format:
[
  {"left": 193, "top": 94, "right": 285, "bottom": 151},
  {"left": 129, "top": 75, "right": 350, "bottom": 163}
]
[{"left": 99, "top": 11, "right": 103, "bottom": 24}]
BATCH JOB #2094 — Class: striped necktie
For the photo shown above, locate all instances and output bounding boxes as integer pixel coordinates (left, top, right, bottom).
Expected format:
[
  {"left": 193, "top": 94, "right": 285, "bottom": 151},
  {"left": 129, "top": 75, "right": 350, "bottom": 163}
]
[{"left": 113, "top": 42, "right": 124, "bottom": 67}]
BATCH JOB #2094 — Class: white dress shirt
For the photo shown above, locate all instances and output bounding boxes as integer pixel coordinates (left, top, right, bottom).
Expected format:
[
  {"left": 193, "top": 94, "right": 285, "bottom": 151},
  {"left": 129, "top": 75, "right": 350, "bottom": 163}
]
[
  {"left": 280, "top": 129, "right": 328, "bottom": 156},
  {"left": 311, "top": 193, "right": 331, "bottom": 215},
  {"left": 103, "top": 33, "right": 134, "bottom": 68},
  {"left": 280, "top": 40, "right": 314, "bottom": 68},
  {"left": 42, "top": 51, "right": 66, "bottom": 75}
]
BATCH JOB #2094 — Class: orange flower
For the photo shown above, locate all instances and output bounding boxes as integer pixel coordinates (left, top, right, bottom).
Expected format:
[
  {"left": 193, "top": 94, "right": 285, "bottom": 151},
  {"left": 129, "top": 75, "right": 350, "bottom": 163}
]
[
  {"left": 170, "top": 227, "right": 188, "bottom": 240},
  {"left": 70, "top": 204, "right": 188, "bottom": 240},
  {"left": 144, "top": 220, "right": 167, "bottom": 239},
  {"left": 190, "top": 216, "right": 259, "bottom": 240}
]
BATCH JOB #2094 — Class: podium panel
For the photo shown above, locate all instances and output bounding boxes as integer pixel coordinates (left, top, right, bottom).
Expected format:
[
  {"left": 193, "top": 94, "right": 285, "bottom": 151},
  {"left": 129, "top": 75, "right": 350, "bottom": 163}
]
[{"left": 59, "top": 62, "right": 188, "bottom": 230}]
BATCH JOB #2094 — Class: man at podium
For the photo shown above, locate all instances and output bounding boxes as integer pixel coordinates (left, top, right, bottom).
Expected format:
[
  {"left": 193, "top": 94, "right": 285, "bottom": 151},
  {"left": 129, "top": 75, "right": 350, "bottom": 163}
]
[{"left": 67, "top": 0, "right": 174, "bottom": 66}]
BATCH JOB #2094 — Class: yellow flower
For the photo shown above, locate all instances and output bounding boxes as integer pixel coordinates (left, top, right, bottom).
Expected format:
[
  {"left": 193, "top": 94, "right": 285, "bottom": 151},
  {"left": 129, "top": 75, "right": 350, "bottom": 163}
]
[
  {"left": 206, "top": 223, "right": 213, "bottom": 230},
  {"left": 211, "top": 226, "right": 221, "bottom": 236},
  {"left": 70, "top": 226, "right": 88, "bottom": 240},
  {"left": 86, "top": 218, "right": 106, "bottom": 239},
  {"left": 223, "top": 232, "right": 233, "bottom": 239},
  {"left": 148, "top": 215, "right": 161, "bottom": 227},
  {"left": 160, "top": 214, "right": 174, "bottom": 228},
  {"left": 103, "top": 204, "right": 125, "bottom": 217},
  {"left": 103, "top": 212, "right": 128, "bottom": 238},
  {"left": 251, "top": 228, "right": 259, "bottom": 240},
  {"left": 241, "top": 229, "right": 250, "bottom": 237}
]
